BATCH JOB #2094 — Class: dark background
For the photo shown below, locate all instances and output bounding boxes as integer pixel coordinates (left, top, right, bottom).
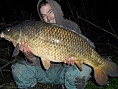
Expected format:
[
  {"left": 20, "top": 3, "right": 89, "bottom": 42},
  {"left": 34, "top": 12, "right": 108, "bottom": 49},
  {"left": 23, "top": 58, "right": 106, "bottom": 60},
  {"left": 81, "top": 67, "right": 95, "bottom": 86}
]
[
  {"left": 0, "top": 1, "right": 118, "bottom": 87},
  {"left": 0, "top": 0, "right": 118, "bottom": 25},
  {"left": 0, "top": 0, "right": 118, "bottom": 54}
]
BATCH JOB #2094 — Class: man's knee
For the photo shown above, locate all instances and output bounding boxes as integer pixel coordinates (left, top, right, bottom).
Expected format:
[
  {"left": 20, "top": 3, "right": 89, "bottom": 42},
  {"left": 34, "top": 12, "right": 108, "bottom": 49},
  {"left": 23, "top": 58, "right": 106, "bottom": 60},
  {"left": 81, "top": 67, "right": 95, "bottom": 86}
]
[
  {"left": 79, "top": 64, "right": 92, "bottom": 79},
  {"left": 64, "top": 65, "right": 81, "bottom": 89},
  {"left": 64, "top": 64, "right": 92, "bottom": 89},
  {"left": 11, "top": 60, "right": 37, "bottom": 88},
  {"left": 65, "top": 65, "right": 80, "bottom": 79},
  {"left": 11, "top": 60, "right": 35, "bottom": 79},
  {"left": 65, "top": 64, "right": 92, "bottom": 80},
  {"left": 74, "top": 64, "right": 92, "bottom": 89}
]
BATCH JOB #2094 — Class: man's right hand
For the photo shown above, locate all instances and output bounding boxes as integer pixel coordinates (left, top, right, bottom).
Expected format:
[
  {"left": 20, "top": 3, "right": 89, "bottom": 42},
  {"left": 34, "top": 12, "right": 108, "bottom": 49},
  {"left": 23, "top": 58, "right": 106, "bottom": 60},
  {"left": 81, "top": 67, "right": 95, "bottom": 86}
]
[
  {"left": 13, "top": 42, "right": 36, "bottom": 63},
  {"left": 13, "top": 42, "right": 33, "bottom": 56}
]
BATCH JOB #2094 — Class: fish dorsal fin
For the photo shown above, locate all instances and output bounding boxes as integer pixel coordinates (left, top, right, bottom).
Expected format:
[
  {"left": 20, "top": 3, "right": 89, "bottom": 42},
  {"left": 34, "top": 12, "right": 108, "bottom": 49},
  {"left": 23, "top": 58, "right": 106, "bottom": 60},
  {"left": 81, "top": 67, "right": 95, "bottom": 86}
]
[
  {"left": 41, "top": 58, "right": 51, "bottom": 70},
  {"left": 12, "top": 43, "right": 20, "bottom": 57}
]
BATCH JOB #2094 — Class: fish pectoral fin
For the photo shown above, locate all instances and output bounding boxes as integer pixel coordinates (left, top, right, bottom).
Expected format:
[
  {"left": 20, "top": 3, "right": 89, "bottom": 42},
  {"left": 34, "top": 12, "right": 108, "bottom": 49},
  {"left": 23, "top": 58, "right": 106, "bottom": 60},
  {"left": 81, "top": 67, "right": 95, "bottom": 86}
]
[
  {"left": 75, "top": 61, "right": 83, "bottom": 71},
  {"left": 41, "top": 58, "right": 51, "bottom": 70},
  {"left": 12, "top": 43, "right": 20, "bottom": 57}
]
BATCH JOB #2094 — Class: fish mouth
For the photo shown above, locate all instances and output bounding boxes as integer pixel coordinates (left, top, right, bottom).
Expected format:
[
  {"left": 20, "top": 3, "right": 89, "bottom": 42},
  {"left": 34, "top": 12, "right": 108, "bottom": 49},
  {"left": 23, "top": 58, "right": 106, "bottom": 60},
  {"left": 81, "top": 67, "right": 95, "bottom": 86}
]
[{"left": 0, "top": 32, "right": 4, "bottom": 38}]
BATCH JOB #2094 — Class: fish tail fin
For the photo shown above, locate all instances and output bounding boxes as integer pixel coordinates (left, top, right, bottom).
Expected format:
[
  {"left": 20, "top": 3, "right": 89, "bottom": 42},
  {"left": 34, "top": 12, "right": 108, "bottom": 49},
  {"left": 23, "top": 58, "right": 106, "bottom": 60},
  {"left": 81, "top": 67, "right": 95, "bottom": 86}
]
[
  {"left": 94, "top": 59, "right": 118, "bottom": 85},
  {"left": 94, "top": 67, "right": 108, "bottom": 85}
]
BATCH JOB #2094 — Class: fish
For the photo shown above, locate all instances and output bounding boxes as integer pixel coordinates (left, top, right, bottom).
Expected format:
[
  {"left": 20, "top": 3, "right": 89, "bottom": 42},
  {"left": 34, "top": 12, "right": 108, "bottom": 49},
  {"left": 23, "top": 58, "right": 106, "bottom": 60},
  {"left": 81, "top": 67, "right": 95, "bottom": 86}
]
[{"left": 0, "top": 20, "right": 118, "bottom": 85}]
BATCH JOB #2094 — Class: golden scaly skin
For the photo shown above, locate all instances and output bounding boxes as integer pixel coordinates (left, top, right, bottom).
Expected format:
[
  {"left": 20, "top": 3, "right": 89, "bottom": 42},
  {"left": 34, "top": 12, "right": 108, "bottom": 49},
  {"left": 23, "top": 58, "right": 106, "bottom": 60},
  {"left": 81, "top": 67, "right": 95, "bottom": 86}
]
[
  {"left": 23, "top": 22, "right": 104, "bottom": 67},
  {"left": 1, "top": 21, "right": 104, "bottom": 66},
  {"left": 1, "top": 20, "right": 118, "bottom": 85}
]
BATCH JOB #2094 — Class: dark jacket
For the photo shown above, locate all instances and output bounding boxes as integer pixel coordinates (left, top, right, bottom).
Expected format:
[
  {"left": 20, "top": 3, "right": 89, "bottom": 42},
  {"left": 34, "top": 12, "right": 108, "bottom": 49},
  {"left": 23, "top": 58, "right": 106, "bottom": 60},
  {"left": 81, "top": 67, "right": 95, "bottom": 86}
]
[
  {"left": 37, "top": 0, "right": 82, "bottom": 34},
  {"left": 26, "top": 0, "right": 95, "bottom": 69}
]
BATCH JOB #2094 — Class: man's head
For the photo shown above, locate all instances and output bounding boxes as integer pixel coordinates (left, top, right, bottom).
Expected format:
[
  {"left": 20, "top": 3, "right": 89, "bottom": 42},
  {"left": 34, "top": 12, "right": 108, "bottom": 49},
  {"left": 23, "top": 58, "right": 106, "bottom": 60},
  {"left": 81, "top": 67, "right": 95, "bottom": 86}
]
[
  {"left": 37, "top": 0, "right": 64, "bottom": 25},
  {"left": 38, "top": 0, "right": 56, "bottom": 23}
]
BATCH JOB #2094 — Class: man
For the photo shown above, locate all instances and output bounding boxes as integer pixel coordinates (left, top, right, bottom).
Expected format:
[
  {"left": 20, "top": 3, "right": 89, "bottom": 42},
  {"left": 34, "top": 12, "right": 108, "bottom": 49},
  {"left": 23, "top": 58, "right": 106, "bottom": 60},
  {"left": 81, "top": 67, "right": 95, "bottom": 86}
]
[{"left": 11, "top": 0, "right": 93, "bottom": 89}]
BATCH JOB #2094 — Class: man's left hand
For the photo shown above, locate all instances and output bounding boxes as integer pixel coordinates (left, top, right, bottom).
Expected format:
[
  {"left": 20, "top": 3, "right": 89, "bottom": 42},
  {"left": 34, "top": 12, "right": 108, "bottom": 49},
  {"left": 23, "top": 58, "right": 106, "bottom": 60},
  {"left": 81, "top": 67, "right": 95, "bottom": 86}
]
[{"left": 64, "top": 57, "right": 75, "bottom": 65}]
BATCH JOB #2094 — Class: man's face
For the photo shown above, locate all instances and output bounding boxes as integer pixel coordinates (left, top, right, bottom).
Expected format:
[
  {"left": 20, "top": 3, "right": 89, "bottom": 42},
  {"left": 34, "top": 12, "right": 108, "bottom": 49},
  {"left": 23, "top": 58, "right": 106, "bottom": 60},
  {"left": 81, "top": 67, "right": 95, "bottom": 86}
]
[{"left": 40, "top": 4, "right": 56, "bottom": 23}]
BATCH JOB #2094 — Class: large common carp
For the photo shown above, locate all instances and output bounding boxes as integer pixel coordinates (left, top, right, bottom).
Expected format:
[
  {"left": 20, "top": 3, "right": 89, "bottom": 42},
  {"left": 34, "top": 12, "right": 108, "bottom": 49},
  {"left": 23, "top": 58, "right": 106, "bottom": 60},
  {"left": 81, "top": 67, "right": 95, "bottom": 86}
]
[{"left": 0, "top": 20, "right": 118, "bottom": 85}]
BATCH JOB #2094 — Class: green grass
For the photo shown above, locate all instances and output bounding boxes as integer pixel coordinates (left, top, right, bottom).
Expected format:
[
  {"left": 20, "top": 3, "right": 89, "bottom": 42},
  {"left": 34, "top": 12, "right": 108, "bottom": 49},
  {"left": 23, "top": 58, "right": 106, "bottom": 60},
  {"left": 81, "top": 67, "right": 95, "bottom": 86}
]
[
  {"left": 87, "top": 78, "right": 118, "bottom": 89},
  {"left": 0, "top": 77, "right": 118, "bottom": 89}
]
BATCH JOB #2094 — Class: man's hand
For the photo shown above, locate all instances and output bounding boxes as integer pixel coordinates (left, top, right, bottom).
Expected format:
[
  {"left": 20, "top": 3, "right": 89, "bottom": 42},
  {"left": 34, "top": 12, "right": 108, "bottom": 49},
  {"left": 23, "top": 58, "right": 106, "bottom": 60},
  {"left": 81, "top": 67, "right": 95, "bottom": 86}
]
[
  {"left": 64, "top": 57, "right": 84, "bottom": 66},
  {"left": 13, "top": 42, "right": 37, "bottom": 63},
  {"left": 64, "top": 57, "right": 75, "bottom": 65},
  {"left": 13, "top": 42, "right": 33, "bottom": 56}
]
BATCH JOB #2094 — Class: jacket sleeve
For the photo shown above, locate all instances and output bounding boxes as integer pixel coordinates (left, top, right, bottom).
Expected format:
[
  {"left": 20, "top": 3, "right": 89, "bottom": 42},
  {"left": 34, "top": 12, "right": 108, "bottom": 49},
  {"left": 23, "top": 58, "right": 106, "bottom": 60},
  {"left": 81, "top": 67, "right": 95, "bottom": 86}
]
[
  {"left": 65, "top": 20, "right": 95, "bottom": 49},
  {"left": 72, "top": 23, "right": 82, "bottom": 34},
  {"left": 26, "top": 55, "right": 63, "bottom": 69},
  {"left": 25, "top": 54, "right": 41, "bottom": 66},
  {"left": 78, "top": 33, "right": 95, "bottom": 48},
  {"left": 73, "top": 23, "right": 95, "bottom": 48}
]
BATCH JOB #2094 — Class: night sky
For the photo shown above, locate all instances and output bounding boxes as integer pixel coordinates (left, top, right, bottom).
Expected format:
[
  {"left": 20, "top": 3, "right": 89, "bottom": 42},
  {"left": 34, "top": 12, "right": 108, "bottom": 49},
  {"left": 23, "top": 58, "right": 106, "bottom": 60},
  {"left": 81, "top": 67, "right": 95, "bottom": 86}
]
[{"left": 0, "top": 0, "right": 118, "bottom": 50}]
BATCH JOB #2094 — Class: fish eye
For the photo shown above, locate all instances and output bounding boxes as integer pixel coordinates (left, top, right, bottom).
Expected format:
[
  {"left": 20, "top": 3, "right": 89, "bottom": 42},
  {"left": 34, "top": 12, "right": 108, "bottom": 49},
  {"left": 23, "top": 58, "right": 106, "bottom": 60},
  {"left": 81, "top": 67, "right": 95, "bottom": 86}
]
[{"left": 6, "top": 28, "right": 10, "bottom": 32}]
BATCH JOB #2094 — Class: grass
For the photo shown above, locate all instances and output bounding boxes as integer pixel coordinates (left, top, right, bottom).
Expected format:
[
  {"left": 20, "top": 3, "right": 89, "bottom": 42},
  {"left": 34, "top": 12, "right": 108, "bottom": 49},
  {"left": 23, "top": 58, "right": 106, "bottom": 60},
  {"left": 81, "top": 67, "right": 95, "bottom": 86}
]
[
  {"left": 87, "top": 78, "right": 118, "bottom": 89},
  {"left": 0, "top": 73, "right": 118, "bottom": 89}
]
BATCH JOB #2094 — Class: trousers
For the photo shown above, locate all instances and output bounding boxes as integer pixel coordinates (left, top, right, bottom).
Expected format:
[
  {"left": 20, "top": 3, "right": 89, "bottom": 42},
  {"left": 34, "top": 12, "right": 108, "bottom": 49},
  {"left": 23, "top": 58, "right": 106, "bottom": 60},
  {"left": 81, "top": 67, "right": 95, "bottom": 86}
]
[{"left": 11, "top": 59, "right": 92, "bottom": 89}]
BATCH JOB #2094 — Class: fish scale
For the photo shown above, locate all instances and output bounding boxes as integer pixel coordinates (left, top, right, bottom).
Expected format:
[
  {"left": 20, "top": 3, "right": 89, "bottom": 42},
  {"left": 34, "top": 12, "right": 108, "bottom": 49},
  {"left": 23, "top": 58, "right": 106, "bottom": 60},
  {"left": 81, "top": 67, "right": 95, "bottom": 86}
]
[{"left": 1, "top": 20, "right": 118, "bottom": 85}]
